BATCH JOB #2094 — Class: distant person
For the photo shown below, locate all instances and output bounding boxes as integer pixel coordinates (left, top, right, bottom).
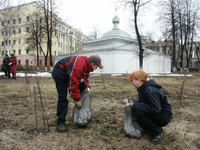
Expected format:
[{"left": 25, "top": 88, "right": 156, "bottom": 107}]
[
  {"left": 52, "top": 55, "right": 103, "bottom": 132},
  {"left": 9, "top": 54, "right": 17, "bottom": 79},
  {"left": 2, "top": 54, "right": 10, "bottom": 78},
  {"left": 128, "top": 70, "right": 172, "bottom": 144}
]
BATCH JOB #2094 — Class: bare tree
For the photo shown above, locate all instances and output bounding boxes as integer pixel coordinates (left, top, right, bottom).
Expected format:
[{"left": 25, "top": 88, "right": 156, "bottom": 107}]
[
  {"left": 27, "top": 10, "right": 44, "bottom": 71},
  {"left": 88, "top": 25, "right": 101, "bottom": 40},
  {"left": 159, "top": 0, "right": 200, "bottom": 71},
  {"left": 38, "top": 0, "right": 57, "bottom": 71},
  {"left": 159, "top": 0, "right": 178, "bottom": 72},
  {"left": 194, "top": 42, "right": 200, "bottom": 71},
  {"left": 183, "top": 0, "right": 200, "bottom": 68},
  {"left": 121, "top": 0, "right": 151, "bottom": 69}
]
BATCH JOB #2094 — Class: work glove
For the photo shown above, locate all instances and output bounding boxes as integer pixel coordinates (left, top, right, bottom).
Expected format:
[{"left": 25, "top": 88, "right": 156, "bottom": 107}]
[
  {"left": 85, "top": 87, "right": 90, "bottom": 92},
  {"left": 8, "top": 63, "right": 12, "bottom": 66},
  {"left": 75, "top": 101, "right": 82, "bottom": 108}
]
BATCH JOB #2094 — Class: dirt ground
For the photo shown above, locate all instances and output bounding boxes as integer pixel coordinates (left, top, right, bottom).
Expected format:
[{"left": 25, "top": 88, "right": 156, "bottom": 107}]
[{"left": 0, "top": 73, "right": 200, "bottom": 150}]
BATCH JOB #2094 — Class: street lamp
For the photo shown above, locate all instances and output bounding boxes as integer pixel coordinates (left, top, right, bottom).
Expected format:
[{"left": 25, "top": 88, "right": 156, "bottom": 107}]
[{"left": 69, "top": 31, "right": 73, "bottom": 55}]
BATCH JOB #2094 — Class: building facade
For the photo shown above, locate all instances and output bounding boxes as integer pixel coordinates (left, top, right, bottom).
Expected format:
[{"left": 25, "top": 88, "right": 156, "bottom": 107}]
[{"left": 0, "top": 2, "right": 90, "bottom": 71}]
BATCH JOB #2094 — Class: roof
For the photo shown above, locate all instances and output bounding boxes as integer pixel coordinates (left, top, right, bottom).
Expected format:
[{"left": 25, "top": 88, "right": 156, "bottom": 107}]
[{"left": 101, "top": 15, "right": 133, "bottom": 40}]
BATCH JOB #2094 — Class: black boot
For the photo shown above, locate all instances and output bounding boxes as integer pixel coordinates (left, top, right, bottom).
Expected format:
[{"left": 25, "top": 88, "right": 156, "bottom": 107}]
[{"left": 150, "top": 132, "right": 164, "bottom": 144}]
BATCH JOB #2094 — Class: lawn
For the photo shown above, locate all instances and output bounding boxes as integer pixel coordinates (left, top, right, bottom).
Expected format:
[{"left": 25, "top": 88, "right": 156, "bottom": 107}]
[{"left": 0, "top": 73, "right": 200, "bottom": 150}]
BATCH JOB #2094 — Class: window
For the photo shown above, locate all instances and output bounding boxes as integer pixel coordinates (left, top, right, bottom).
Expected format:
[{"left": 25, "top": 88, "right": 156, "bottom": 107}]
[
  {"left": 26, "top": 38, "right": 30, "bottom": 43},
  {"left": 7, "top": 20, "right": 10, "bottom": 24},
  {"left": 18, "top": 49, "right": 21, "bottom": 55},
  {"left": 40, "top": 18, "right": 42, "bottom": 24},
  {"left": 26, "top": 59, "right": 29, "bottom": 66},
  {"left": 13, "top": 50, "right": 15, "bottom": 55},
  {"left": 18, "top": 60, "right": 21, "bottom": 65},
  {"left": 18, "top": 28, "right": 21, "bottom": 34},
  {"left": 18, "top": 39, "right": 21, "bottom": 45},
  {"left": 18, "top": 18, "right": 21, "bottom": 24},
  {"left": 2, "top": 41, "right": 4, "bottom": 46},
  {"left": 40, "top": 60, "right": 42, "bottom": 66},
  {"left": 1, "top": 31, "right": 4, "bottom": 36},
  {"left": 13, "top": 40, "right": 16, "bottom": 45},
  {"left": 13, "top": 29, "right": 16, "bottom": 35},
  {"left": 26, "top": 16, "right": 30, "bottom": 22},
  {"left": 13, "top": 19, "right": 16, "bottom": 24},
  {"left": 26, "top": 49, "right": 29, "bottom": 54},
  {"left": 26, "top": 27, "right": 29, "bottom": 32}
]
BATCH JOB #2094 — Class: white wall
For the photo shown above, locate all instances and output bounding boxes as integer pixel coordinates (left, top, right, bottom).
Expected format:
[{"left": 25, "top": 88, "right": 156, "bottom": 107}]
[{"left": 55, "top": 49, "right": 171, "bottom": 74}]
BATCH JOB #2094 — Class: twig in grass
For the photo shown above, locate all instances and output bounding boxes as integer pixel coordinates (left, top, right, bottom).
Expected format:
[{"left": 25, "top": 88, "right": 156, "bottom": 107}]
[
  {"left": 33, "top": 86, "right": 38, "bottom": 131},
  {"left": 100, "top": 69, "right": 106, "bottom": 89},
  {"left": 35, "top": 78, "right": 50, "bottom": 132},
  {"left": 24, "top": 72, "right": 30, "bottom": 92},
  {"left": 180, "top": 74, "right": 187, "bottom": 103}
]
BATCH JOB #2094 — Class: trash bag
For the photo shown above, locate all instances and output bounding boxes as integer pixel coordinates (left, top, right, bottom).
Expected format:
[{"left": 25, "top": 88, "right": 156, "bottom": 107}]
[
  {"left": 73, "top": 89, "right": 92, "bottom": 127},
  {"left": 124, "top": 99, "right": 143, "bottom": 138}
]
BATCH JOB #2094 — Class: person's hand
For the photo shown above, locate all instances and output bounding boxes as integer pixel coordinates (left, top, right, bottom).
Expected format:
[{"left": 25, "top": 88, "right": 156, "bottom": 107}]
[
  {"left": 75, "top": 101, "right": 82, "bottom": 108},
  {"left": 8, "top": 63, "right": 12, "bottom": 66}
]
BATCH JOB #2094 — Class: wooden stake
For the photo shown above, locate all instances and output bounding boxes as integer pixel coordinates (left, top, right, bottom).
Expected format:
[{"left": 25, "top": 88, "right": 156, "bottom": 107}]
[
  {"left": 34, "top": 86, "right": 38, "bottom": 131},
  {"left": 180, "top": 74, "right": 187, "bottom": 103}
]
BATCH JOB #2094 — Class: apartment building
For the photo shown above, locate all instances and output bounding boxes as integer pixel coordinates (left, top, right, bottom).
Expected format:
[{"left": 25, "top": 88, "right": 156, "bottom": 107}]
[{"left": 0, "top": 2, "right": 90, "bottom": 71}]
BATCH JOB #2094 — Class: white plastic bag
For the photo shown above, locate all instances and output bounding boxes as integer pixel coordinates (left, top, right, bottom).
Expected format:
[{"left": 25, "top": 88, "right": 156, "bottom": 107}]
[
  {"left": 124, "top": 99, "right": 143, "bottom": 138},
  {"left": 73, "top": 89, "right": 92, "bottom": 127}
]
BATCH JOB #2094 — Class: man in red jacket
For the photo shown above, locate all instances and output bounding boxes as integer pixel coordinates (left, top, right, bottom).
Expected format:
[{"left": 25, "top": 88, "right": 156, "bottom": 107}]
[{"left": 52, "top": 55, "right": 103, "bottom": 132}]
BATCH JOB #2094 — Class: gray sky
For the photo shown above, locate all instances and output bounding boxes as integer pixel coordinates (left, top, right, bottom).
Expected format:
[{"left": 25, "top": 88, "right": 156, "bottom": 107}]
[{"left": 10, "top": 0, "right": 161, "bottom": 39}]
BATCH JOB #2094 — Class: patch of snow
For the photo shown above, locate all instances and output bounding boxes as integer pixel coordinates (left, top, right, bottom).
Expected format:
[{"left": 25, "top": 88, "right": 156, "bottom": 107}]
[{"left": 0, "top": 72, "right": 192, "bottom": 77}]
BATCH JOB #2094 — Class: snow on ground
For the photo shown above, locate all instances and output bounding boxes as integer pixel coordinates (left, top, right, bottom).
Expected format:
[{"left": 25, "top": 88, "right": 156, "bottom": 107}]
[
  {"left": 0, "top": 72, "right": 52, "bottom": 77},
  {"left": 0, "top": 72, "right": 192, "bottom": 77}
]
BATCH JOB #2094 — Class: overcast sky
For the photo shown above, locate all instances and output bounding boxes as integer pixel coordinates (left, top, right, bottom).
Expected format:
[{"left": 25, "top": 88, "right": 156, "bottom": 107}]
[{"left": 10, "top": 0, "right": 161, "bottom": 39}]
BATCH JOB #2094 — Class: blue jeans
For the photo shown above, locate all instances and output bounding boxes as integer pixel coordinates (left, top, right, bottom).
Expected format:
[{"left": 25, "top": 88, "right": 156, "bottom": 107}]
[{"left": 54, "top": 78, "right": 69, "bottom": 125}]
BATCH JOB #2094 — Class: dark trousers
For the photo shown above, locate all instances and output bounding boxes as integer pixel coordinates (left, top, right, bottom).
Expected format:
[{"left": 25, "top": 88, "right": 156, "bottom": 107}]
[
  {"left": 11, "top": 73, "right": 16, "bottom": 79},
  {"left": 134, "top": 110, "right": 168, "bottom": 137},
  {"left": 4, "top": 67, "right": 10, "bottom": 78},
  {"left": 54, "top": 78, "right": 69, "bottom": 125}
]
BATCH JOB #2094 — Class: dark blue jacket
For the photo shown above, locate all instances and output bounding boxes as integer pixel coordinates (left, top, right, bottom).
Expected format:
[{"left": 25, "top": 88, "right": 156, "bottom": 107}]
[{"left": 132, "top": 80, "right": 172, "bottom": 123}]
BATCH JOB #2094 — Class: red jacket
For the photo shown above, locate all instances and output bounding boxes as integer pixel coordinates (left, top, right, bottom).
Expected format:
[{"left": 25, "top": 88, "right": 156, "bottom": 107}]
[
  {"left": 52, "top": 56, "right": 93, "bottom": 101},
  {"left": 9, "top": 56, "right": 17, "bottom": 73}
]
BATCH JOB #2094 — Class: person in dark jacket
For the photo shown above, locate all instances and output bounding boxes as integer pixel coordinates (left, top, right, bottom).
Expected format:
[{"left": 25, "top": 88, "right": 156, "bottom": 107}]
[
  {"left": 128, "top": 70, "right": 172, "bottom": 144},
  {"left": 9, "top": 54, "right": 17, "bottom": 79},
  {"left": 52, "top": 55, "right": 103, "bottom": 132},
  {"left": 2, "top": 54, "right": 10, "bottom": 78}
]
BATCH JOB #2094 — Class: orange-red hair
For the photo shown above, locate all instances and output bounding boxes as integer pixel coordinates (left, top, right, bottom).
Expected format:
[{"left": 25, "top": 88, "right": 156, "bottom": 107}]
[{"left": 129, "top": 70, "right": 148, "bottom": 82}]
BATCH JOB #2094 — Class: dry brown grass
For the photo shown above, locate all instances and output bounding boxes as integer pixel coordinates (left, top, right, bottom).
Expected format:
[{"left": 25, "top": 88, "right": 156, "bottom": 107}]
[{"left": 0, "top": 73, "right": 200, "bottom": 150}]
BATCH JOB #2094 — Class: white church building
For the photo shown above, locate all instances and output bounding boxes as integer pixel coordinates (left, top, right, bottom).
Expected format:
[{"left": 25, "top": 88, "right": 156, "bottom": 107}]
[{"left": 56, "top": 16, "right": 171, "bottom": 74}]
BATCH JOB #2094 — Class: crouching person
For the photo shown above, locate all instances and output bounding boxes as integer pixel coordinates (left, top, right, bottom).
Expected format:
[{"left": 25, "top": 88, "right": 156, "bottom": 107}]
[
  {"left": 52, "top": 55, "right": 103, "bottom": 132},
  {"left": 128, "top": 70, "right": 172, "bottom": 144}
]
